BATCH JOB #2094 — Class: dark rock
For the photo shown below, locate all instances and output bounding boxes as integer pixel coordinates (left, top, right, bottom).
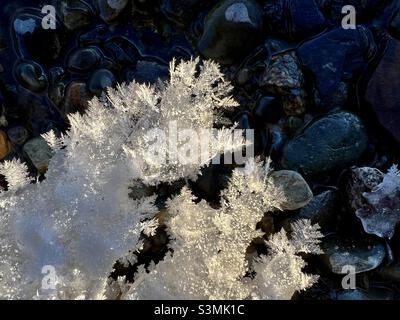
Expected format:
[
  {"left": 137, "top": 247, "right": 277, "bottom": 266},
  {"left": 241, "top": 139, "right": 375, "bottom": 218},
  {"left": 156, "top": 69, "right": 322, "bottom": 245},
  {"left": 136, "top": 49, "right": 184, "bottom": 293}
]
[
  {"left": 15, "top": 60, "right": 48, "bottom": 93},
  {"left": 336, "top": 287, "right": 394, "bottom": 300},
  {"left": 88, "top": 69, "right": 116, "bottom": 96},
  {"left": 235, "top": 111, "right": 268, "bottom": 155},
  {"left": 62, "top": 81, "right": 93, "bottom": 114},
  {"left": 297, "top": 26, "right": 376, "bottom": 110},
  {"left": 389, "top": 10, "right": 400, "bottom": 39},
  {"left": 7, "top": 126, "right": 29, "bottom": 145},
  {"left": 97, "top": 0, "right": 129, "bottom": 23},
  {"left": 281, "top": 112, "right": 368, "bottom": 176},
  {"left": 67, "top": 47, "right": 102, "bottom": 73},
  {"left": 365, "top": 36, "right": 400, "bottom": 143},
  {"left": 13, "top": 12, "right": 63, "bottom": 63},
  {"left": 125, "top": 60, "right": 169, "bottom": 84},
  {"left": 161, "top": 0, "right": 206, "bottom": 26},
  {"left": 261, "top": 53, "right": 306, "bottom": 116},
  {"left": 197, "top": 0, "right": 263, "bottom": 65},
  {"left": 321, "top": 234, "right": 386, "bottom": 274},
  {"left": 377, "top": 261, "right": 400, "bottom": 282},
  {"left": 252, "top": 95, "right": 283, "bottom": 124},
  {"left": 61, "top": 0, "right": 94, "bottom": 30},
  {"left": 297, "top": 189, "right": 340, "bottom": 231},
  {"left": 264, "top": 0, "right": 326, "bottom": 39}
]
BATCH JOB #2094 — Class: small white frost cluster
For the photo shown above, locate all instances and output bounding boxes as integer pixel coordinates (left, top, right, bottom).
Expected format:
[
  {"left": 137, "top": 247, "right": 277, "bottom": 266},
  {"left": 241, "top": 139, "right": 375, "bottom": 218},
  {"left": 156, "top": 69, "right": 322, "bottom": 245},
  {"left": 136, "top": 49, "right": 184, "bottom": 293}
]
[{"left": 0, "top": 58, "right": 321, "bottom": 300}]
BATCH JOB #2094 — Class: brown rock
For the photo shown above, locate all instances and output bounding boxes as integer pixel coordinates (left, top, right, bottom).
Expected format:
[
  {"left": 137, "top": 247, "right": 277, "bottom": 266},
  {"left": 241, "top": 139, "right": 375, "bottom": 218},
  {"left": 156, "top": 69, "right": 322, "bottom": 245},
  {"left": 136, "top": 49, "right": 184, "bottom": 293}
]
[
  {"left": 0, "top": 130, "right": 10, "bottom": 160},
  {"left": 62, "top": 81, "right": 93, "bottom": 115}
]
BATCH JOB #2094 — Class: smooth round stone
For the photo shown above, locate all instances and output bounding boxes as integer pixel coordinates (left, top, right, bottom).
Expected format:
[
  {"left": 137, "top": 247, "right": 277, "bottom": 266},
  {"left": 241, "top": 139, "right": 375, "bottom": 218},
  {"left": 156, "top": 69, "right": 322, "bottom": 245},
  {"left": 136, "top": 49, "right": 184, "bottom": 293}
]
[
  {"left": 67, "top": 47, "right": 102, "bottom": 73},
  {"left": 88, "top": 69, "right": 116, "bottom": 96},
  {"left": 281, "top": 112, "right": 368, "bottom": 176},
  {"left": 23, "top": 137, "right": 53, "bottom": 173},
  {"left": 321, "top": 235, "right": 386, "bottom": 274},
  {"left": 7, "top": 126, "right": 29, "bottom": 145},
  {"left": 13, "top": 14, "right": 62, "bottom": 62},
  {"left": 61, "top": 1, "right": 93, "bottom": 30},
  {"left": 0, "top": 130, "right": 11, "bottom": 160},
  {"left": 297, "top": 190, "right": 339, "bottom": 231},
  {"left": 15, "top": 61, "right": 48, "bottom": 93},
  {"left": 269, "top": 170, "right": 313, "bottom": 211},
  {"left": 197, "top": 0, "right": 263, "bottom": 65},
  {"left": 62, "top": 81, "right": 93, "bottom": 114},
  {"left": 98, "top": 0, "right": 129, "bottom": 23}
]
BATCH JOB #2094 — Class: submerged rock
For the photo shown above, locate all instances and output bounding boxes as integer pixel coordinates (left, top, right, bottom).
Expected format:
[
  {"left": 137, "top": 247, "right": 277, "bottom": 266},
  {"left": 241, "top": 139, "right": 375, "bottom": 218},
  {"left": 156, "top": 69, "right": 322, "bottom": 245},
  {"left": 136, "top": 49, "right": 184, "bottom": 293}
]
[
  {"left": 296, "top": 189, "right": 340, "bottom": 231},
  {"left": 281, "top": 112, "right": 368, "bottom": 176},
  {"left": 365, "top": 36, "right": 400, "bottom": 143},
  {"left": 88, "top": 69, "right": 116, "bottom": 96},
  {"left": 197, "top": 0, "right": 263, "bottom": 65},
  {"left": 61, "top": 0, "right": 94, "bottom": 30},
  {"left": 15, "top": 60, "right": 48, "bottom": 93},
  {"left": 264, "top": 0, "right": 326, "bottom": 39},
  {"left": 97, "top": 0, "right": 129, "bottom": 23},
  {"left": 297, "top": 26, "right": 376, "bottom": 110},
  {"left": 321, "top": 235, "right": 386, "bottom": 274},
  {"left": 67, "top": 47, "right": 102, "bottom": 73}
]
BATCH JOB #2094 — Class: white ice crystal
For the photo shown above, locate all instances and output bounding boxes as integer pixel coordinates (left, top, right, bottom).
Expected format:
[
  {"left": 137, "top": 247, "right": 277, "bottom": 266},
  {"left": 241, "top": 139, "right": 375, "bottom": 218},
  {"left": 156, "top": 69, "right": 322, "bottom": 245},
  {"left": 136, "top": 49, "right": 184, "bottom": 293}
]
[
  {"left": 125, "top": 160, "right": 323, "bottom": 300},
  {"left": 0, "top": 58, "right": 242, "bottom": 299}
]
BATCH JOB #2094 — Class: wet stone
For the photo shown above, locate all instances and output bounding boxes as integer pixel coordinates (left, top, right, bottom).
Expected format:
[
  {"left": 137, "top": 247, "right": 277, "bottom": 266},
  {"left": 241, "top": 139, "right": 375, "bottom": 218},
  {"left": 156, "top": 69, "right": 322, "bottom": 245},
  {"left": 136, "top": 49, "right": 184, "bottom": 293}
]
[
  {"left": 67, "top": 47, "right": 102, "bottom": 73},
  {"left": 62, "top": 81, "right": 93, "bottom": 114},
  {"left": 297, "top": 27, "right": 375, "bottom": 110},
  {"left": 88, "top": 69, "right": 116, "bottom": 96},
  {"left": 336, "top": 287, "right": 394, "bottom": 300},
  {"left": 365, "top": 36, "right": 400, "bottom": 143},
  {"left": 61, "top": 0, "right": 94, "bottom": 30},
  {"left": 15, "top": 60, "right": 48, "bottom": 93},
  {"left": 281, "top": 112, "right": 368, "bottom": 176},
  {"left": 197, "top": 0, "right": 263, "bottom": 65},
  {"left": 297, "top": 189, "right": 339, "bottom": 231},
  {"left": 252, "top": 95, "right": 284, "bottom": 124},
  {"left": 97, "top": 0, "right": 129, "bottom": 23},
  {"left": 23, "top": 136, "right": 53, "bottom": 173},
  {"left": 269, "top": 170, "right": 313, "bottom": 211},
  {"left": 7, "top": 126, "right": 29, "bottom": 145},
  {"left": 321, "top": 235, "right": 386, "bottom": 274},
  {"left": 0, "top": 130, "right": 11, "bottom": 160},
  {"left": 264, "top": 0, "right": 326, "bottom": 39},
  {"left": 13, "top": 13, "right": 62, "bottom": 63}
]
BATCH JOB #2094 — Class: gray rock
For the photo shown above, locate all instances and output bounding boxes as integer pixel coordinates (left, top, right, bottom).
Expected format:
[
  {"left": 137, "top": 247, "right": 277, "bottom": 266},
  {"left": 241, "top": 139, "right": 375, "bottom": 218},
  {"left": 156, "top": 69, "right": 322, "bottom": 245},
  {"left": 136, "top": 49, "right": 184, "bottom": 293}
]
[
  {"left": 270, "top": 170, "right": 313, "bottom": 211},
  {"left": 281, "top": 112, "right": 368, "bottom": 176},
  {"left": 321, "top": 235, "right": 386, "bottom": 274},
  {"left": 23, "top": 137, "right": 53, "bottom": 173}
]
